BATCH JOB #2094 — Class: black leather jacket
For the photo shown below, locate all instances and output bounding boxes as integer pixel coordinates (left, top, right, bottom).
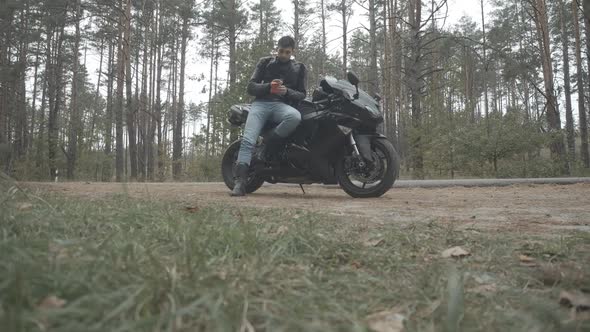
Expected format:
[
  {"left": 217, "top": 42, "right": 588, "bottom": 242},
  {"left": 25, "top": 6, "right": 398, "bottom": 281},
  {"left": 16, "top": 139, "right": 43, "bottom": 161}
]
[{"left": 247, "top": 56, "right": 307, "bottom": 105}]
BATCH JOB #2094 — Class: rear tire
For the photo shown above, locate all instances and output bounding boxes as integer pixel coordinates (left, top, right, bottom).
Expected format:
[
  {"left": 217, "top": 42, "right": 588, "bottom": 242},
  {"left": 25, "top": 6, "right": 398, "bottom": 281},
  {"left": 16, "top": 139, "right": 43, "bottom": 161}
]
[
  {"left": 221, "top": 140, "right": 265, "bottom": 194},
  {"left": 335, "top": 137, "right": 399, "bottom": 198}
]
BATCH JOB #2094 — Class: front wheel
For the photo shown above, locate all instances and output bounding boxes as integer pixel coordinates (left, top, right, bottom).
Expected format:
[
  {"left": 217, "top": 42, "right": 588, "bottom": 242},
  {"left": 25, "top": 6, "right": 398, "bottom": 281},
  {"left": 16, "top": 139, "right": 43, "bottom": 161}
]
[
  {"left": 335, "top": 137, "right": 399, "bottom": 198},
  {"left": 221, "top": 140, "right": 266, "bottom": 194}
]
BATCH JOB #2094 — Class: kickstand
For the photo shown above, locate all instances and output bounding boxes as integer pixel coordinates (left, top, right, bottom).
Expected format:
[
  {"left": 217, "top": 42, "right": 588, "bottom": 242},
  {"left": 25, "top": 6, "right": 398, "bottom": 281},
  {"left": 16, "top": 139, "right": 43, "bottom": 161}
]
[{"left": 299, "top": 184, "right": 306, "bottom": 195}]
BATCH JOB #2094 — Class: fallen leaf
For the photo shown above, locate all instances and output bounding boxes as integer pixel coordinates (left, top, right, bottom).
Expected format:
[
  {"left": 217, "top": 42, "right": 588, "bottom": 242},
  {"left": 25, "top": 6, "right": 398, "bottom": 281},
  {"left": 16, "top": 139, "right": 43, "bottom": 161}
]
[
  {"left": 570, "top": 308, "right": 590, "bottom": 321},
  {"left": 519, "top": 254, "right": 538, "bottom": 267},
  {"left": 38, "top": 295, "right": 66, "bottom": 309},
  {"left": 361, "top": 233, "right": 385, "bottom": 247},
  {"left": 16, "top": 202, "right": 33, "bottom": 211},
  {"left": 364, "top": 237, "right": 385, "bottom": 247},
  {"left": 48, "top": 242, "right": 71, "bottom": 261},
  {"left": 216, "top": 271, "right": 227, "bottom": 280},
  {"left": 469, "top": 283, "right": 497, "bottom": 294},
  {"left": 441, "top": 246, "right": 470, "bottom": 258},
  {"left": 559, "top": 290, "right": 590, "bottom": 311},
  {"left": 537, "top": 263, "right": 587, "bottom": 286},
  {"left": 472, "top": 272, "right": 496, "bottom": 285},
  {"left": 279, "top": 263, "right": 309, "bottom": 274},
  {"left": 235, "top": 210, "right": 245, "bottom": 223},
  {"left": 275, "top": 225, "right": 289, "bottom": 236},
  {"left": 366, "top": 307, "right": 406, "bottom": 332},
  {"left": 184, "top": 206, "right": 200, "bottom": 213}
]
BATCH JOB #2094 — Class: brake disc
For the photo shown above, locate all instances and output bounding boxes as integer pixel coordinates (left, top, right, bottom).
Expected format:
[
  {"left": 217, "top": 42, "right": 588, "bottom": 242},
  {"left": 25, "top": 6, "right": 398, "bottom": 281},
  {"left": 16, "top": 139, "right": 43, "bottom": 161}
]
[{"left": 348, "top": 151, "right": 384, "bottom": 184}]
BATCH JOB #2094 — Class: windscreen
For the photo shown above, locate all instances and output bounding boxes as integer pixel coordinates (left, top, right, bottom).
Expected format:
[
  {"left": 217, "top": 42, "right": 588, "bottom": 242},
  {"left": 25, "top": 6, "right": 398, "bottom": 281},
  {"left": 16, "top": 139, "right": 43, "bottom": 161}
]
[{"left": 321, "top": 77, "right": 380, "bottom": 118}]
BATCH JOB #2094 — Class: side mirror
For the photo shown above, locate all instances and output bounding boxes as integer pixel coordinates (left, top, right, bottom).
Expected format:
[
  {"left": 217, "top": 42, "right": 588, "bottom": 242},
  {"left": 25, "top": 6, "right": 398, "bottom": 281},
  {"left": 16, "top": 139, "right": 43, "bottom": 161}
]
[
  {"left": 347, "top": 72, "right": 360, "bottom": 100},
  {"left": 347, "top": 72, "right": 360, "bottom": 86},
  {"left": 374, "top": 93, "right": 381, "bottom": 102}
]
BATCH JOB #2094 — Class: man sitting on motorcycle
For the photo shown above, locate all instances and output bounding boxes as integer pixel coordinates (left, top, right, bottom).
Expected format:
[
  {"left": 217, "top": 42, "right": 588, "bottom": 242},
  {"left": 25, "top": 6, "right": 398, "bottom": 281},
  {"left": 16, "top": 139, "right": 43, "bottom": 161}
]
[{"left": 231, "top": 36, "right": 308, "bottom": 197}]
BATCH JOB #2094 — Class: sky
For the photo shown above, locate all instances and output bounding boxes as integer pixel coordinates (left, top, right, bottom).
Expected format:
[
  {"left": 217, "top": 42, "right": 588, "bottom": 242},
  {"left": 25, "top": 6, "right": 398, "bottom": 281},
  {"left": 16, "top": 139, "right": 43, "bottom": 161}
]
[
  {"left": 181, "top": 0, "right": 493, "bottom": 108},
  {"left": 75, "top": 0, "right": 494, "bottom": 134},
  {"left": 56, "top": 1, "right": 581, "bottom": 150}
]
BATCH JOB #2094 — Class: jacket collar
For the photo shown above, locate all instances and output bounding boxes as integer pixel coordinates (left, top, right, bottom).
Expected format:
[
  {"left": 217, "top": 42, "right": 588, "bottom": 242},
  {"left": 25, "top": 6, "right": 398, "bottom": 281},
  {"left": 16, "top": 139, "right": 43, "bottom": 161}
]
[{"left": 269, "top": 56, "right": 293, "bottom": 65}]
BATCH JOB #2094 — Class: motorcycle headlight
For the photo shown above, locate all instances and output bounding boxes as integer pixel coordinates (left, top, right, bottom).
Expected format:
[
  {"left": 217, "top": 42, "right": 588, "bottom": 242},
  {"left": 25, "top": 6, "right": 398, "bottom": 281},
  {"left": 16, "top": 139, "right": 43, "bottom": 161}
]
[{"left": 365, "top": 105, "right": 380, "bottom": 115}]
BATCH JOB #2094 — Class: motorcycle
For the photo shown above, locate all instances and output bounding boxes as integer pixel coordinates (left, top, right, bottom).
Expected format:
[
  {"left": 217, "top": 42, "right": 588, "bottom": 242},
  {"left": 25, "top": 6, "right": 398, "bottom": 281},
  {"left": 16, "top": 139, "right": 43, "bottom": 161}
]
[{"left": 221, "top": 72, "right": 399, "bottom": 198}]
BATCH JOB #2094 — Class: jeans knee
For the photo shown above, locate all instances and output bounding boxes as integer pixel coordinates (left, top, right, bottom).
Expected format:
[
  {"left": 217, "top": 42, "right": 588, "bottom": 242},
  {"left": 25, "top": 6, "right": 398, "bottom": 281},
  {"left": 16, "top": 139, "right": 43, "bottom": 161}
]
[{"left": 289, "top": 110, "right": 301, "bottom": 124}]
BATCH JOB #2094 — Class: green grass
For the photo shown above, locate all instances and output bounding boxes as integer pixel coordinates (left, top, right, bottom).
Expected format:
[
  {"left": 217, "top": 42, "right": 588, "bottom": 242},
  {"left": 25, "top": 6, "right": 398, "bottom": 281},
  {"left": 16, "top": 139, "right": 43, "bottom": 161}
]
[{"left": 1, "top": 181, "right": 589, "bottom": 331}]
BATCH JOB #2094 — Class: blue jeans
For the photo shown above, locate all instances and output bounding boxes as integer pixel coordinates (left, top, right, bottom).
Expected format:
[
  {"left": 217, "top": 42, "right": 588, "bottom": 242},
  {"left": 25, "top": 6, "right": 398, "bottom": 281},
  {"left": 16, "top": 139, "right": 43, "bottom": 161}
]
[{"left": 236, "top": 101, "right": 301, "bottom": 165}]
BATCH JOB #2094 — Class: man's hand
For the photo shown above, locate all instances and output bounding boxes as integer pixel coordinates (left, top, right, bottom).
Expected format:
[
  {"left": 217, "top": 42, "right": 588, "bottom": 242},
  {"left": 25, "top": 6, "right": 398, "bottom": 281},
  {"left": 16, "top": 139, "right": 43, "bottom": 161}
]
[
  {"left": 271, "top": 85, "right": 287, "bottom": 95},
  {"left": 270, "top": 79, "right": 287, "bottom": 95}
]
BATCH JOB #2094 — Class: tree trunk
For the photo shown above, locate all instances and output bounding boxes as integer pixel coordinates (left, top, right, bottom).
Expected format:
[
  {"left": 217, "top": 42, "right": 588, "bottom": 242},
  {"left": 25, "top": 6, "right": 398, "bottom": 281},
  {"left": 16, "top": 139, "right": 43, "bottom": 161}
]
[
  {"left": 560, "top": 0, "right": 575, "bottom": 165},
  {"left": 579, "top": 0, "right": 590, "bottom": 167},
  {"left": 0, "top": 5, "right": 11, "bottom": 147},
  {"left": 481, "top": 0, "right": 490, "bottom": 134},
  {"left": 293, "top": 0, "right": 300, "bottom": 49},
  {"left": 29, "top": 39, "right": 41, "bottom": 154},
  {"left": 228, "top": 0, "right": 239, "bottom": 143},
  {"left": 320, "top": 0, "right": 327, "bottom": 76},
  {"left": 139, "top": 2, "right": 152, "bottom": 181},
  {"left": 14, "top": 3, "right": 29, "bottom": 159},
  {"left": 173, "top": 13, "right": 189, "bottom": 179},
  {"left": 36, "top": 28, "right": 52, "bottom": 172},
  {"left": 573, "top": 0, "right": 590, "bottom": 168},
  {"left": 211, "top": 47, "right": 220, "bottom": 156},
  {"left": 582, "top": 0, "right": 590, "bottom": 97},
  {"left": 205, "top": 33, "right": 214, "bottom": 160},
  {"left": 115, "top": 0, "right": 125, "bottom": 181},
  {"left": 67, "top": 0, "right": 82, "bottom": 179},
  {"left": 103, "top": 40, "right": 115, "bottom": 181},
  {"left": 123, "top": 0, "right": 137, "bottom": 180},
  {"left": 147, "top": 1, "right": 159, "bottom": 181},
  {"left": 389, "top": 0, "right": 399, "bottom": 147},
  {"left": 90, "top": 38, "right": 104, "bottom": 154},
  {"left": 258, "top": 1, "right": 264, "bottom": 42},
  {"left": 155, "top": 7, "right": 164, "bottom": 180},
  {"left": 90, "top": 37, "right": 105, "bottom": 181},
  {"left": 48, "top": 12, "right": 67, "bottom": 180},
  {"left": 532, "top": 0, "right": 568, "bottom": 173},
  {"left": 383, "top": 0, "right": 390, "bottom": 137},
  {"left": 368, "top": 0, "right": 378, "bottom": 96},
  {"left": 341, "top": 0, "right": 348, "bottom": 77},
  {"left": 408, "top": 0, "right": 423, "bottom": 179},
  {"left": 448, "top": 86, "right": 455, "bottom": 179}
]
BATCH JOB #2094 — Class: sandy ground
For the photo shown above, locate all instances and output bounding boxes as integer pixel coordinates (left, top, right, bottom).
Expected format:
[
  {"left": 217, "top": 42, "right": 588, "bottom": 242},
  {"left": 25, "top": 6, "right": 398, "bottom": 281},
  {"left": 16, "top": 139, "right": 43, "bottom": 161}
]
[{"left": 23, "top": 181, "right": 590, "bottom": 235}]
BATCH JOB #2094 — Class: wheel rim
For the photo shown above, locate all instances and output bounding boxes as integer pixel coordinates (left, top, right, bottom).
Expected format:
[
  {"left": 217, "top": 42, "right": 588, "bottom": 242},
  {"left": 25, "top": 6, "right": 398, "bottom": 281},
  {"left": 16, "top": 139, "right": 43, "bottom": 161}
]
[{"left": 342, "top": 144, "right": 388, "bottom": 190}]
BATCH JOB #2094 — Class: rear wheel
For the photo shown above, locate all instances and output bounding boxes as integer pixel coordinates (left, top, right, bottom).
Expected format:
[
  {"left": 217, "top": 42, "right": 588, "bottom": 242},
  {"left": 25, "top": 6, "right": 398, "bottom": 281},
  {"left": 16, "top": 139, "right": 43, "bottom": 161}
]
[
  {"left": 335, "top": 137, "right": 399, "bottom": 198},
  {"left": 221, "top": 140, "right": 265, "bottom": 194}
]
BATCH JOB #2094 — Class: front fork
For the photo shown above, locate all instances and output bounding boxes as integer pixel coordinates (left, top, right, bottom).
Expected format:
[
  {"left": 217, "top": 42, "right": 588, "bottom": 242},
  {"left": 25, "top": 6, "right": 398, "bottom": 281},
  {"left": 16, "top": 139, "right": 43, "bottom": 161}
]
[
  {"left": 350, "top": 132, "right": 377, "bottom": 166},
  {"left": 348, "top": 134, "right": 366, "bottom": 168}
]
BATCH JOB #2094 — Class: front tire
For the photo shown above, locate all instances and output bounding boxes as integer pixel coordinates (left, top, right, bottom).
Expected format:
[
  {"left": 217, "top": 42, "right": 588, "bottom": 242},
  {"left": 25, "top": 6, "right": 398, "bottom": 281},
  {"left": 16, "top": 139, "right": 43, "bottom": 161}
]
[
  {"left": 335, "top": 137, "right": 399, "bottom": 198},
  {"left": 221, "top": 140, "right": 265, "bottom": 194}
]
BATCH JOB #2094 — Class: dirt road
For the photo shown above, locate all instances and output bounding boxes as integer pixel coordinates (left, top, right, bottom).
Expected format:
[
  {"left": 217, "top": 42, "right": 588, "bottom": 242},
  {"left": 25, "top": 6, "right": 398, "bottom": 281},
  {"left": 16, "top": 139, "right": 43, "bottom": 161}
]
[{"left": 25, "top": 181, "right": 590, "bottom": 235}]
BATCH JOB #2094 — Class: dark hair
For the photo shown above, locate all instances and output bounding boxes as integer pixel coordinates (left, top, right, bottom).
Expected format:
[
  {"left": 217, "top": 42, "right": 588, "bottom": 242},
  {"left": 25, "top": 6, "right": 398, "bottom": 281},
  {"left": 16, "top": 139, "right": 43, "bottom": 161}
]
[{"left": 277, "top": 36, "right": 295, "bottom": 49}]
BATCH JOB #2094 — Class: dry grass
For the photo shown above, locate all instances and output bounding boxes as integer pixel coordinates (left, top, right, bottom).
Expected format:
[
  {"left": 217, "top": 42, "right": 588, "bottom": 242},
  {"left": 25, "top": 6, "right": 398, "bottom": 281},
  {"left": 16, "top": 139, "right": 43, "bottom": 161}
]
[{"left": 1, "top": 178, "right": 589, "bottom": 331}]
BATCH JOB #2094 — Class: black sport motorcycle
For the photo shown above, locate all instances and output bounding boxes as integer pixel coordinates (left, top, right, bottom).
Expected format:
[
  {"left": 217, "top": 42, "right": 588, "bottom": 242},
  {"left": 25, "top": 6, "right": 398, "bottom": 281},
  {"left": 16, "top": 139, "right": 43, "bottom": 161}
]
[{"left": 221, "top": 72, "right": 399, "bottom": 198}]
